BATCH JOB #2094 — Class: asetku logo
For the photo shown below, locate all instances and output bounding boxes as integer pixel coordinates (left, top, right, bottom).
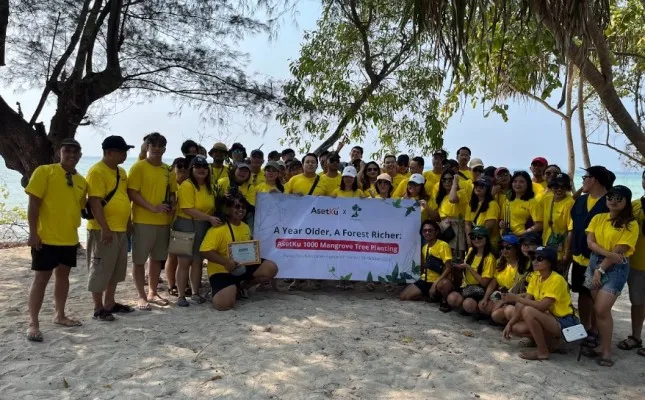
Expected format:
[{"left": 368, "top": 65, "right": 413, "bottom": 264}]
[{"left": 310, "top": 207, "right": 339, "bottom": 215}]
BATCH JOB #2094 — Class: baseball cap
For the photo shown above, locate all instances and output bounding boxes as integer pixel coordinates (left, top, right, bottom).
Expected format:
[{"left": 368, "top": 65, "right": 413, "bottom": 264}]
[
  {"left": 548, "top": 173, "right": 572, "bottom": 189},
  {"left": 60, "top": 138, "right": 81, "bottom": 149},
  {"left": 495, "top": 167, "right": 510, "bottom": 177},
  {"left": 474, "top": 176, "right": 492, "bottom": 187},
  {"left": 583, "top": 166, "right": 612, "bottom": 188},
  {"left": 471, "top": 226, "right": 490, "bottom": 237},
  {"left": 235, "top": 162, "right": 250, "bottom": 170},
  {"left": 520, "top": 232, "right": 542, "bottom": 246},
  {"left": 608, "top": 185, "right": 632, "bottom": 201},
  {"left": 209, "top": 142, "right": 227, "bottom": 154},
  {"left": 342, "top": 166, "right": 358, "bottom": 178},
  {"left": 409, "top": 173, "right": 425, "bottom": 185},
  {"left": 376, "top": 173, "right": 392, "bottom": 183},
  {"left": 264, "top": 161, "right": 280, "bottom": 171},
  {"left": 189, "top": 155, "right": 209, "bottom": 167},
  {"left": 531, "top": 157, "right": 548, "bottom": 166},
  {"left": 500, "top": 234, "right": 520, "bottom": 246},
  {"left": 469, "top": 158, "right": 484, "bottom": 168},
  {"left": 102, "top": 135, "right": 134, "bottom": 151},
  {"left": 276, "top": 160, "right": 286, "bottom": 169},
  {"left": 534, "top": 246, "right": 557, "bottom": 266}
]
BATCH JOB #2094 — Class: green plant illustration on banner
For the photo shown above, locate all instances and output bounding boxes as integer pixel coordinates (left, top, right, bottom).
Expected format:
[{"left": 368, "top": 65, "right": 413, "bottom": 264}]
[
  {"left": 388, "top": 199, "right": 419, "bottom": 217},
  {"left": 351, "top": 204, "right": 362, "bottom": 218},
  {"left": 375, "top": 263, "right": 415, "bottom": 284},
  {"left": 329, "top": 266, "right": 352, "bottom": 281},
  {"left": 366, "top": 271, "right": 374, "bottom": 283}
]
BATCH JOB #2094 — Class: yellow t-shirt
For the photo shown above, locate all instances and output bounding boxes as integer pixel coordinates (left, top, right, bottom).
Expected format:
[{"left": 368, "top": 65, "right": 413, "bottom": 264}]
[
  {"left": 217, "top": 177, "right": 257, "bottom": 206},
  {"left": 201, "top": 222, "right": 251, "bottom": 276},
  {"left": 321, "top": 174, "right": 342, "bottom": 196},
  {"left": 255, "top": 182, "right": 281, "bottom": 193},
  {"left": 420, "top": 240, "right": 452, "bottom": 282},
  {"left": 503, "top": 197, "right": 543, "bottom": 235},
  {"left": 86, "top": 161, "right": 130, "bottom": 232},
  {"left": 532, "top": 181, "right": 547, "bottom": 201},
  {"left": 541, "top": 193, "right": 574, "bottom": 258},
  {"left": 459, "top": 169, "right": 472, "bottom": 180},
  {"left": 526, "top": 272, "right": 574, "bottom": 318},
  {"left": 494, "top": 262, "right": 519, "bottom": 290},
  {"left": 630, "top": 199, "right": 645, "bottom": 271},
  {"left": 463, "top": 251, "right": 496, "bottom": 286},
  {"left": 332, "top": 188, "right": 364, "bottom": 198},
  {"left": 284, "top": 173, "right": 326, "bottom": 196},
  {"left": 251, "top": 171, "right": 266, "bottom": 186},
  {"left": 466, "top": 200, "right": 500, "bottom": 225},
  {"left": 586, "top": 212, "right": 639, "bottom": 257},
  {"left": 177, "top": 180, "right": 215, "bottom": 219},
  {"left": 391, "top": 173, "right": 406, "bottom": 190},
  {"left": 25, "top": 164, "right": 87, "bottom": 245},
  {"left": 128, "top": 159, "right": 176, "bottom": 225},
  {"left": 392, "top": 178, "right": 410, "bottom": 198},
  {"left": 423, "top": 170, "right": 441, "bottom": 189},
  {"left": 437, "top": 189, "right": 469, "bottom": 219},
  {"left": 210, "top": 165, "right": 229, "bottom": 186}
]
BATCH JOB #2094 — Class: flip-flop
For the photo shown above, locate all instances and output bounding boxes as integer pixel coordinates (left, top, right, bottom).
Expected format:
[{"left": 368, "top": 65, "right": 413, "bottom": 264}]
[
  {"left": 27, "top": 330, "right": 43, "bottom": 342},
  {"left": 53, "top": 318, "right": 83, "bottom": 327},
  {"left": 596, "top": 358, "right": 614, "bottom": 367},
  {"left": 107, "top": 303, "right": 135, "bottom": 314},
  {"left": 148, "top": 296, "right": 170, "bottom": 306},
  {"left": 137, "top": 303, "right": 152, "bottom": 311},
  {"left": 520, "top": 351, "right": 549, "bottom": 361}
]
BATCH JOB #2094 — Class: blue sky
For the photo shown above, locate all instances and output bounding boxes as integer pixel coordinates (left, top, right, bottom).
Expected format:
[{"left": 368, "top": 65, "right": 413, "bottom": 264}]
[{"left": 2, "top": 1, "right": 628, "bottom": 171}]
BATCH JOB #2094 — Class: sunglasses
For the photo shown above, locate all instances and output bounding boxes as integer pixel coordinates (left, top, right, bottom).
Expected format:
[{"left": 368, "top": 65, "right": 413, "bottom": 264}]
[
  {"left": 473, "top": 167, "right": 484, "bottom": 173},
  {"left": 582, "top": 175, "right": 593, "bottom": 181},
  {"left": 65, "top": 172, "right": 74, "bottom": 187},
  {"left": 232, "top": 149, "right": 244, "bottom": 154},
  {"left": 607, "top": 194, "right": 625, "bottom": 202},
  {"left": 175, "top": 164, "right": 186, "bottom": 169},
  {"left": 422, "top": 228, "right": 435, "bottom": 233},
  {"left": 501, "top": 245, "right": 514, "bottom": 250},
  {"left": 532, "top": 256, "right": 547, "bottom": 263},
  {"left": 545, "top": 171, "right": 557, "bottom": 176},
  {"left": 377, "top": 180, "right": 391, "bottom": 185},
  {"left": 497, "top": 172, "right": 510, "bottom": 178},
  {"left": 468, "top": 234, "right": 485, "bottom": 240},
  {"left": 550, "top": 184, "right": 567, "bottom": 190},
  {"left": 367, "top": 168, "right": 380, "bottom": 172},
  {"left": 441, "top": 177, "right": 454, "bottom": 183},
  {"left": 232, "top": 203, "right": 247, "bottom": 210}
]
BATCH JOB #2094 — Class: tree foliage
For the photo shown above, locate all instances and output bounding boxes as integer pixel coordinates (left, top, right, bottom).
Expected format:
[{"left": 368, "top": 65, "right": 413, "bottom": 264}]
[
  {"left": 277, "top": 0, "right": 447, "bottom": 159},
  {"left": 0, "top": 0, "right": 288, "bottom": 184}
]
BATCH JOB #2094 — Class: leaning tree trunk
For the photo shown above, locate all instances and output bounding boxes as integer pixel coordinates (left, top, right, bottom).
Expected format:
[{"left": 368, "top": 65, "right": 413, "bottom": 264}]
[
  {"left": 577, "top": 73, "right": 592, "bottom": 169},
  {"left": 564, "top": 62, "right": 576, "bottom": 181}
]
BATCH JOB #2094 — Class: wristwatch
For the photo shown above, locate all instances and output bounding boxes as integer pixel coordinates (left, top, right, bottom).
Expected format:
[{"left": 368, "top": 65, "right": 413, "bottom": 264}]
[{"left": 597, "top": 268, "right": 606, "bottom": 275}]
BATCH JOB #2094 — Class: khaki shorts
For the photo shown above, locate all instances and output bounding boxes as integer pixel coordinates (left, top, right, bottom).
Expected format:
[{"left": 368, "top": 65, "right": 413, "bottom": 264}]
[
  {"left": 132, "top": 223, "right": 170, "bottom": 265},
  {"left": 87, "top": 230, "right": 128, "bottom": 292}
]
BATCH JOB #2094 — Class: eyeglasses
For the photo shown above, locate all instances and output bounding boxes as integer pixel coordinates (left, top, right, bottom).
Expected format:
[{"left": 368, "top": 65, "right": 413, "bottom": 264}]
[
  {"left": 473, "top": 167, "right": 484, "bottom": 173},
  {"left": 532, "top": 256, "right": 547, "bottom": 263},
  {"left": 582, "top": 175, "right": 593, "bottom": 181},
  {"left": 501, "top": 245, "right": 514, "bottom": 250},
  {"left": 232, "top": 149, "right": 244, "bottom": 155},
  {"left": 367, "top": 168, "right": 379, "bottom": 172},
  {"left": 468, "top": 234, "right": 485, "bottom": 240},
  {"left": 232, "top": 203, "right": 247, "bottom": 210},
  {"left": 550, "top": 184, "right": 567, "bottom": 190},
  {"left": 65, "top": 172, "right": 74, "bottom": 187},
  {"left": 607, "top": 194, "right": 625, "bottom": 202},
  {"left": 497, "top": 172, "right": 510, "bottom": 178},
  {"left": 545, "top": 171, "right": 557, "bottom": 176}
]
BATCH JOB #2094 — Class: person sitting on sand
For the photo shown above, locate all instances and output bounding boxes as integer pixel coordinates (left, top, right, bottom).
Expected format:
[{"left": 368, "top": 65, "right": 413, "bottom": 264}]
[
  {"left": 446, "top": 226, "right": 496, "bottom": 315},
  {"left": 400, "top": 220, "right": 453, "bottom": 310},
  {"left": 200, "top": 193, "right": 278, "bottom": 311},
  {"left": 501, "top": 246, "right": 578, "bottom": 361},
  {"left": 25, "top": 138, "right": 87, "bottom": 342}
]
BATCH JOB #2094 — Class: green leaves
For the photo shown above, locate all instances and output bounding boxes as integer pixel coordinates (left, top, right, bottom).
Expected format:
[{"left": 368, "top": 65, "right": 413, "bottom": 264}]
[{"left": 366, "top": 271, "right": 374, "bottom": 283}]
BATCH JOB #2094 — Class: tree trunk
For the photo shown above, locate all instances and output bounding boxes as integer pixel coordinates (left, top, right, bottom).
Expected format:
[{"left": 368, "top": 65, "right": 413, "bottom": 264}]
[
  {"left": 577, "top": 72, "right": 592, "bottom": 168},
  {"left": 564, "top": 63, "right": 576, "bottom": 180},
  {"left": 0, "top": 0, "right": 8, "bottom": 66}
]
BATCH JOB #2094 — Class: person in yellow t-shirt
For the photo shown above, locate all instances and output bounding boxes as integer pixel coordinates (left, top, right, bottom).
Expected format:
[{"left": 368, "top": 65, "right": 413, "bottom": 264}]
[
  {"left": 501, "top": 246, "right": 578, "bottom": 361},
  {"left": 86, "top": 136, "right": 135, "bottom": 321},
  {"left": 255, "top": 161, "right": 284, "bottom": 194},
  {"left": 530, "top": 157, "right": 549, "bottom": 196},
  {"left": 499, "top": 171, "right": 543, "bottom": 238},
  {"left": 249, "top": 149, "right": 266, "bottom": 186},
  {"left": 398, "top": 173, "right": 437, "bottom": 221},
  {"left": 208, "top": 142, "right": 230, "bottom": 186},
  {"left": 25, "top": 138, "right": 87, "bottom": 342},
  {"left": 492, "top": 167, "right": 512, "bottom": 210},
  {"left": 173, "top": 156, "right": 222, "bottom": 307},
  {"left": 200, "top": 193, "right": 278, "bottom": 311},
  {"left": 541, "top": 173, "right": 574, "bottom": 268},
  {"left": 383, "top": 154, "right": 405, "bottom": 189},
  {"left": 358, "top": 161, "right": 381, "bottom": 194},
  {"left": 447, "top": 226, "right": 496, "bottom": 314},
  {"left": 165, "top": 156, "right": 189, "bottom": 298},
  {"left": 623, "top": 172, "right": 645, "bottom": 356},
  {"left": 469, "top": 158, "right": 484, "bottom": 181},
  {"left": 456, "top": 146, "right": 473, "bottom": 181},
  {"left": 127, "top": 132, "right": 177, "bottom": 310},
  {"left": 284, "top": 154, "right": 326, "bottom": 196},
  {"left": 465, "top": 177, "right": 500, "bottom": 250},
  {"left": 396, "top": 154, "right": 411, "bottom": 178},
  {"left": 368, "top": 173, "right": 394, "bottom": 199},
  {"left": 320, "top": 152, "right": 342, "bottom": 196},
  {"left": 423, "top": 150, "right": 446, "bottom": 189},
  {"left": 331, "top": 166, "right": 364, "bottom": 198},
  {"left": 435, "top": 170, "right": 470, "bottom": 256},
  {"left": 218, "top": 162, "right": 258, "bottom": 206},
  {"left": 400, "top": 220, "right": 453, "bottom": 306},
  {"left": 583, "top": 185, "right": 639, "bottom": 366}
]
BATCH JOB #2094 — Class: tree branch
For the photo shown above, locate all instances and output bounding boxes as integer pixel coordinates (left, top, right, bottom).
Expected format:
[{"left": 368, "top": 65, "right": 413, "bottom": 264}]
[
  {"left": 86, "top": 2, "right": 112, "bottom": 75},
  {"left": 71, "top": 0, "right": 104, "bottom": 80},
  {"left": 0, "top": 0, "right": 8, "bottom": 66},
  {"left": 510, "top": 84, "right": 567, "bottom": 119},
  {"left": 578, "top": 70, "right": 591, "bottom": 168},
  {"left": 348, "top": 0, "right": 377, "bottom": 81},
  {"left": 587, "top": 122, "right": 644, "bottom": 166},
  {"left": 105, "top": 0, "right": 123, "bottom": 70},
  {"left": 613, "top": 51, "right": 645, "bottom": 62}
]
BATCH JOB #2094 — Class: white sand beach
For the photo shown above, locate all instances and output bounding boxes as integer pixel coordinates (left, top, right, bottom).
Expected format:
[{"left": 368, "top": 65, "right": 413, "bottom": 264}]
[{"left": 0, "top": 246, "right": 644, "bottom": 399}]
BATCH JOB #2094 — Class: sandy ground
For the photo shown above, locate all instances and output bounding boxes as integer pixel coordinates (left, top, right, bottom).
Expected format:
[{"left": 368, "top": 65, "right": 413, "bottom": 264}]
[{"left": 0, "top": 247, "right": 644, "bottom": 400}]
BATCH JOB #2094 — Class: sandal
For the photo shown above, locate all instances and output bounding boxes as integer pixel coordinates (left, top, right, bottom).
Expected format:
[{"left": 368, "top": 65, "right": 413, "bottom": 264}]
[
  {"left": 637, "top": 348, "right": 645, "bottom": 357},
  {"left": 177, "top": 297, "right": 190, "bottom": 307},
  {"left": 148, "top": 296, "right": 170, "bottom": 306},
  {"left": 439, "top": 301, "right": 452, "bottom": 313},
  {"left": 582, "top": 332, "right": 600, "bottom": 348},
  {"left": 93, "top": 309, "right": 115, "bottom": 322},
  {"left": 596, "top": 358, "right": 614, "bottom": 367},
  {"left": 191, "top": 294, "right": 207, "bottom": 304},
  {"left": 168, "top": 286, "right": 179, "bottom": 297},
  {"left": 107, "top": 303, "right": 134, "bottom": 314},
  {"left": 27, "top": 329, "right": 43, "bottom": 342},
  {"left": 237, "top": 287, "right": 248, "bottom": 300},
  {"left": 617, "top": 335, "right": 642, "bottom": 350}
]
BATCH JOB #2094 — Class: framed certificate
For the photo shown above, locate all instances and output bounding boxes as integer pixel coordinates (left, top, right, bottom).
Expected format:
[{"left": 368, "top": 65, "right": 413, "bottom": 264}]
[{"left": 228, "top": 240, "right": 261, "bottom": 266}]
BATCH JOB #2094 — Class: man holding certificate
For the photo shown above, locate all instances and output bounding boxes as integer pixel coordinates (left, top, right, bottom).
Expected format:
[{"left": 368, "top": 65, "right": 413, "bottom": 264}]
[{"left": 200, "top": 193, "right": 278, "bottom": 310}]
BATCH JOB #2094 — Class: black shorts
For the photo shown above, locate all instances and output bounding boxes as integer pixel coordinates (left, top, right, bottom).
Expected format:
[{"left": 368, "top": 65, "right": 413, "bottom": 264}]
[
  {"left": 413, "top": 280, "right": 441, "bottom": 301},
  {"left": 209, "top": 264, "right": 262, "bottom": 295},
  {"left": 571, "top": 261, "right": 591, "bottom": 296},
  {"left": 31, "top": 244, "right": 77, "bottom": 271}
]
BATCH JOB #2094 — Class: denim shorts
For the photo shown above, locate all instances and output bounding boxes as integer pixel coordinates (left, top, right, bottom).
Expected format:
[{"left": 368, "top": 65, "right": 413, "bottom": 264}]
[
  {"left": 583, "top": 253, "right": 629, "bottom": 296},
  {"left": 556, "top": 314, "right": 579, "bottom": 330}
]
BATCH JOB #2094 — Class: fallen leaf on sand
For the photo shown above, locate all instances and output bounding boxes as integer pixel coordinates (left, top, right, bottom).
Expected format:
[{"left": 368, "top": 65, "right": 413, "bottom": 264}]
[
  {"left": 463, "top": 331, "right": 474, "bottom": 337},
  {"left": 63, "top": 378, "right": 69, "bottom": 389},
  {"left": 263, "top": 326, "right": 272, "bottom": 332},
  {"left": 210, "top": 375, "right": 223, "bottom": 381},
  {"left": 401, "top": 337, "right": 414, "bottom": 343},
  {"left": 103, "top": 384, "right": 112, "bottom": 389}
]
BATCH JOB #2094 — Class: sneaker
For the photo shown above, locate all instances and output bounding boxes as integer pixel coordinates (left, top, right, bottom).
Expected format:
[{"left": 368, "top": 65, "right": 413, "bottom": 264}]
[{"left": 177, "top": 297, "right": 190, "bottom": 307}]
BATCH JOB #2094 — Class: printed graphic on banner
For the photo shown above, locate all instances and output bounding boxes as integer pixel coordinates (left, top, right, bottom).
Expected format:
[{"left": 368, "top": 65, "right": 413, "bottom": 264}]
[{"left": 254, "top": 194, "right": 421, "bottom": 281}]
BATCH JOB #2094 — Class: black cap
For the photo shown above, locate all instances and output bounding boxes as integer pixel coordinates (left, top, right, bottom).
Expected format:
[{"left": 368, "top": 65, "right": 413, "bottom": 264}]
[
  {"left": 60, "top": 138, "right": 81, "bottom": 149},
  {"left": 548, "top": 173, "right": 572, "bottom": 189},
  {"left": 583, "top": 166, "right": 612, "bottom": 189},
  {"left": 229, "top": 142, "right": 246, "bottom": 154},
  {"left": 189, "top": 155, "right": 209, "bottom": 168},
  {"left": 102, "top": 135, "right": 134, "bottom": 151},
  {"left": 250, "top": 149, "right": 264, "bottom": 158},
  {"left": 520, "top": 232, "right": 542, "bottom": 246},
  {"left": 474, "top": 176, "right": 492, "bottom": 187},
  {"left": 608, "top": 185, "right": 632, "bottom": 201},
  {"left": 534, "top": 246, "right": 557, "bottom": 266}
]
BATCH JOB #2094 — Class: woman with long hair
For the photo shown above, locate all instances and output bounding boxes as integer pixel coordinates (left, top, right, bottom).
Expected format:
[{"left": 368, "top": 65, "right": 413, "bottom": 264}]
[
  {"left": 370, "top": 173, "right": 394, "bottom": 199},
  {"left": 200, "top": 193, "right": 279, "bottom": 310},
  {"left": 466, "top": 176, "right": 500, "bottom": 250},
  {"left": 541, "top": 173, "right": 574, "bottom": 274},
  {"left": 583, "top": 185, "right": 638, "bottom": 367},
  {"left": 499, "top": 171, "right": 543, "bottom": 238},
  {"left": 446, "top": 226, "right": 496, "bottom": 314},
  {"left": 479, "top": 234, "right": 530, "bottom": 324},
  {"left": 359, "top": 161, "right": 381, "bottom": 193},
  {"left": 218, "top": 162, "right": 257, "bottom": 207},
  {"left": 331, "top": 166, "right": 364, "bottom": 198},
  {"left": 173, "top": 156, "right": 222, "bottom": 307},
  {"left": 255, "top": 161, "right": 284, "bottom": 194},
  {"left": 402, "top": 174, "right": 437, "bottom": 221},
  {"left": 166, "top": 157, "right": 187, "bottom": 297},
  {"left": 492, "top": 167, "right": 512, "bottom": 210},
  {"left": 435, "top": 169, "right": 469, "bottom": 257}
]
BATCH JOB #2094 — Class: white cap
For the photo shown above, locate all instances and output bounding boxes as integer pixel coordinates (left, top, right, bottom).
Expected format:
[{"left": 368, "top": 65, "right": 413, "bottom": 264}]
[
  {"left": 409, "top": 173, "right": 425, "bottom": 185},
  {"left": 342, "top": 166, "right": 358, "bottom": 178},
  {"left": 469, "top": 158, "right": 484, "bottom": 168}
]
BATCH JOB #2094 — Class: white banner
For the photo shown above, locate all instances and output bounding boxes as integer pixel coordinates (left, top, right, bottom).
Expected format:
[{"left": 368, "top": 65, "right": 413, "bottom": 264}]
[{"left": 253, "top": 193, "right": 421, "bottom": 282}]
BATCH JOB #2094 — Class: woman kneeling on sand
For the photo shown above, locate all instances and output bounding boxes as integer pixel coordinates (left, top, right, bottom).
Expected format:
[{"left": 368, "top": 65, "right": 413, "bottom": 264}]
[
  {"left": 199, "top": 193, "right": 278, "bottom": 310},
  {"left": 400, "top": 220, "right": 453, "bottom": 309},
  {"left": 501, "top": 246, "right": 578, "bottom": 360}
]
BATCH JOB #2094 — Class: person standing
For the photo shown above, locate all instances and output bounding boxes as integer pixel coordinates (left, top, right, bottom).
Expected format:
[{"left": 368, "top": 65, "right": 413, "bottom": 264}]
[
  {"left": 530, "top": 157, "right": 549, "bottom": 199},
  {"left": 249, "top": 149, "right": 266, "bottom": 186},
  {"left": 208, "top": 143, "right": 229, "bottom": 186},
  {"left": 456, "top": 147, "right": 473, "bottom": 180},
  {"left": 85, "top": 136, "right": 135, "bottom": 321},
  {"left": 424, "top": 150, "right": 447, "bottom": 189},
  {"left": 568, "top": 165, "right": 613, "bottom": 348},
  {"left": 25, "top": 138, "right": 87, "bottom": 342},
  {"left": 128, "top": 132, "right": 177, "bottom": 310},
  {"left": 321, "top": 152, "right": 342, "bottom": 196}
]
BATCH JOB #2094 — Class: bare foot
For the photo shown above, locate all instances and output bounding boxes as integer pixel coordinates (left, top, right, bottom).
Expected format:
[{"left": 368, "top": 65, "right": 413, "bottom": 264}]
[
  {"left": 137, "top": 298, "right": 151, "bottom": 311},
  {"left": 53, "top": 316, "right": 82, "bottom": 327},
  {"left": 27, "top": 323, "right": 43, "bottom": 342},
  {"left": 147, "top": 294, "right": 170, "bottom": 306},
  {"left": 519, "top": 350, "right": 549, "bottom": 361}
]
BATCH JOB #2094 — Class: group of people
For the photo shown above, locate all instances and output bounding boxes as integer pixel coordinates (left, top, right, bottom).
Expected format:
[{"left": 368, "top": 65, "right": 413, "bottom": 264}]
[{"left": 24, "top": 135, "right": 645, "bottom": 368}]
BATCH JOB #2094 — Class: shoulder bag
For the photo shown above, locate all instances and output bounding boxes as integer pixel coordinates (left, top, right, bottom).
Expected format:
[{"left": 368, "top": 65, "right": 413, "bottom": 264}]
[
  {"left": 168, "top": 180, "right": 195, "bottom": 256},
  {"left": 546, "top": 196, "right": 566, "bottom": 250},
  {"left": 308, "top": 175, "right": 321, "bottom": 195},
  {"left": 82, "top": 167, "right": 121, "bottom": 220}
]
